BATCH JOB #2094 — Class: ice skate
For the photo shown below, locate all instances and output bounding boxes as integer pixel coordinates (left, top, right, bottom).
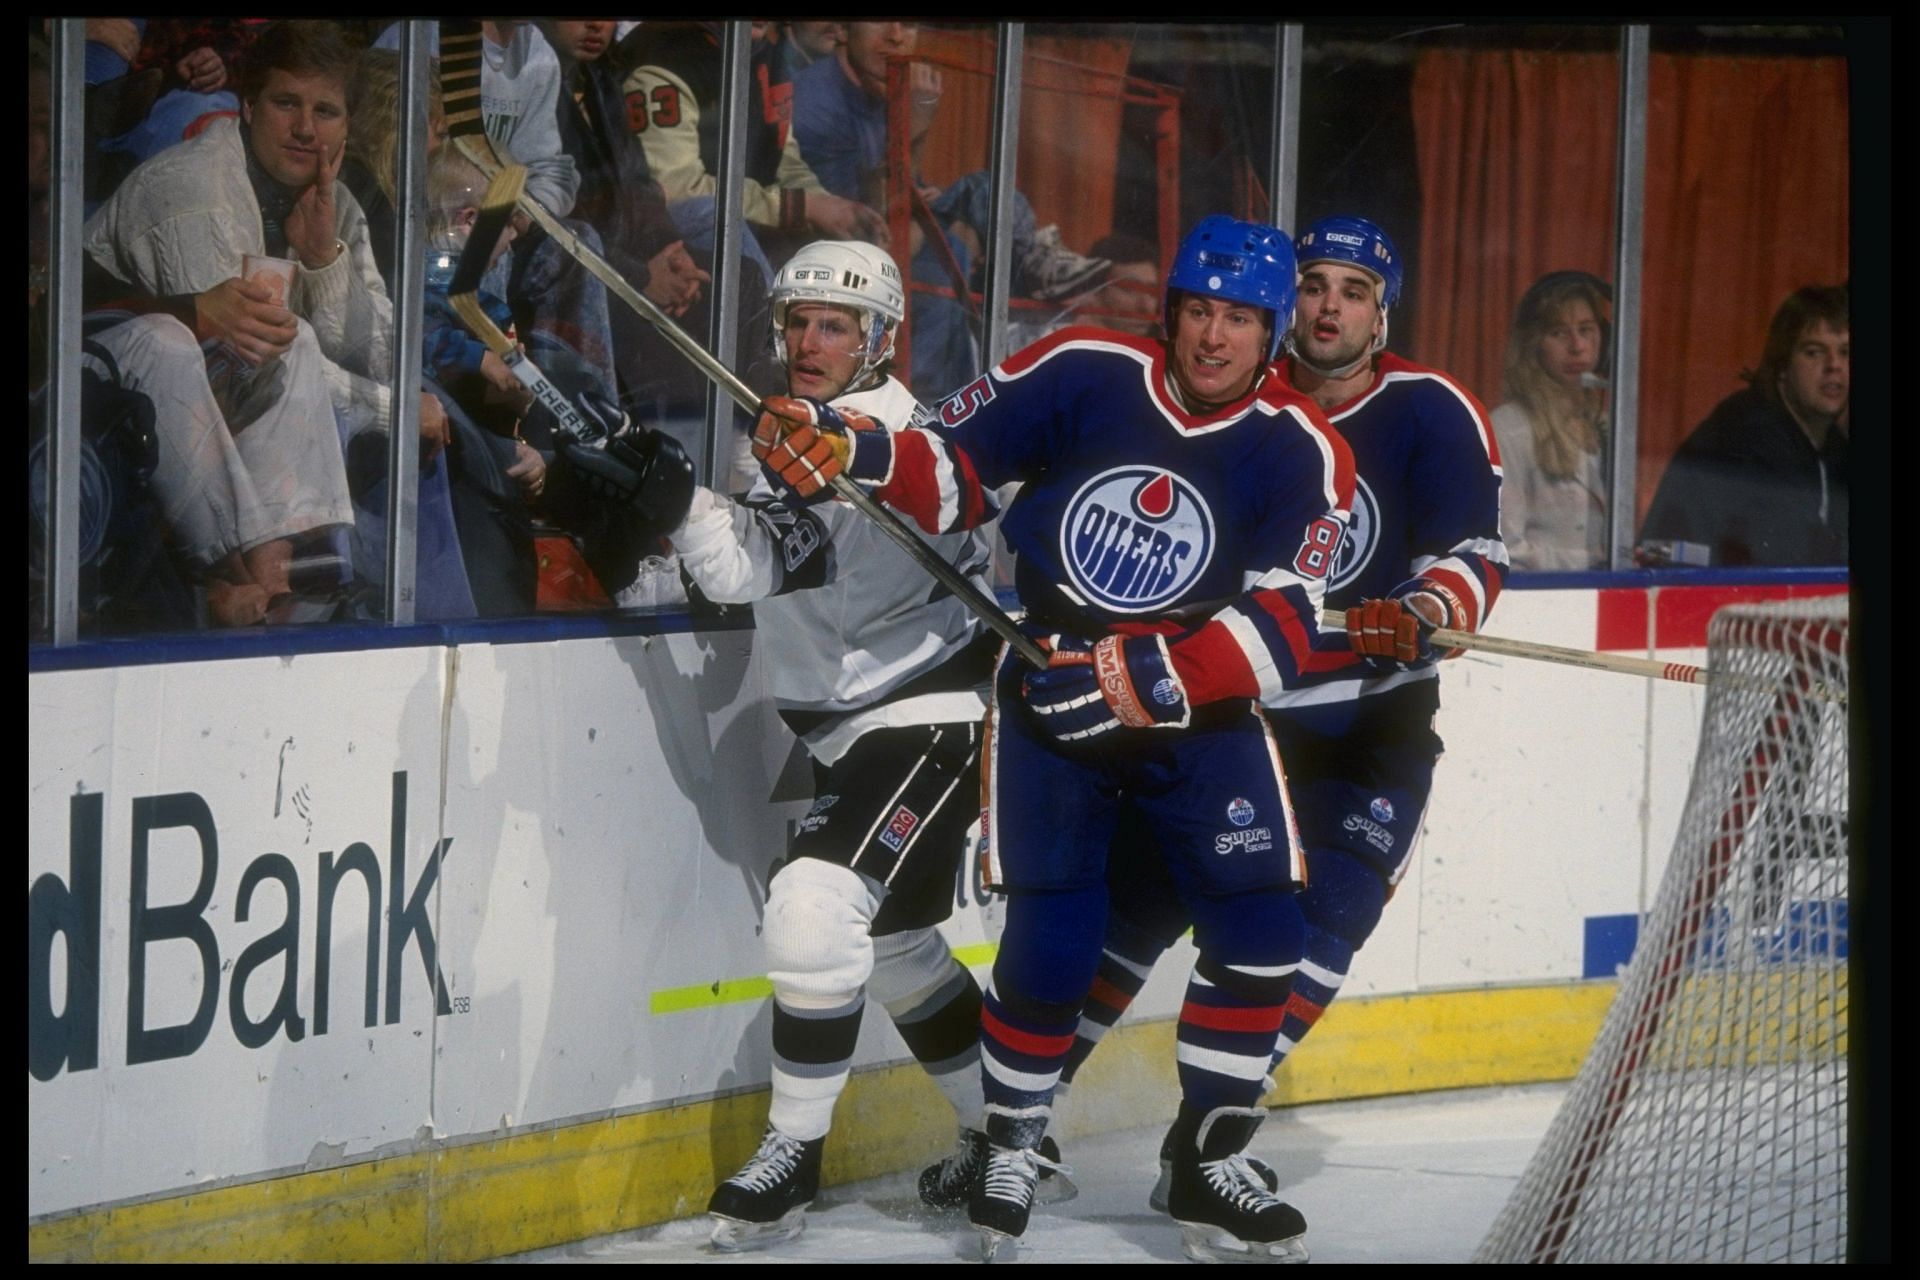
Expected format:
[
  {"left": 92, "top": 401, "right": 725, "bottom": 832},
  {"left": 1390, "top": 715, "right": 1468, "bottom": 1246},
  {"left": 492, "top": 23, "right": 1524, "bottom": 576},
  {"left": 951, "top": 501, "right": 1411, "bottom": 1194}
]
[
  {"left": 969, "top": 1140, "right": 1068, "bottom": 1261},
  {"left": 1147, "top": 1112, "right": 1277, "bottom": 1215},
  {"left": 707, "top": 1126, "right": 824, "bottom": 1252},
  {"left": 1166, "top": 1106, "right": 1308, "bottom": 1264},
  {"left": 918, "top": 1126, "right": 987, "bottom": 1209}
]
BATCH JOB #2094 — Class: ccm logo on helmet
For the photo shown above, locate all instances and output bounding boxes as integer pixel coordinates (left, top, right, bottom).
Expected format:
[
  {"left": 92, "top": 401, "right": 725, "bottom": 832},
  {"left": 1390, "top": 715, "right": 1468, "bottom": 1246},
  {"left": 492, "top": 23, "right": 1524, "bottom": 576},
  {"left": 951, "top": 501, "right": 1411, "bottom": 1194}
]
[
  {"left": 1060, "top": 466, "right": 1216, "bottom": 612},
  {"left": 1325, "top": 232, "right": 1364, "bottom": 246}
]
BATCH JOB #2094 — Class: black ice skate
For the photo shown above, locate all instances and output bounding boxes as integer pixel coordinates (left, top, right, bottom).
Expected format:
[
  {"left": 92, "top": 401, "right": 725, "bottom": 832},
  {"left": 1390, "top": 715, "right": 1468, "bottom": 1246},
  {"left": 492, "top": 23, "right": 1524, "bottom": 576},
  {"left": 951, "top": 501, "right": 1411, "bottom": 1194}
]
[
  {"left": 707, "top": 1126, "right": 825, "bottom": 1252},
  {"left": 1147, "top": 1111, "right": 1278, "bottom": 1215},
  {"left": 969, "top": 1141, "right": 1070, "bottom": 1261},
  {"left": 1165, "top": 1106, "right": 1308, "bottom": 1264},
  {"left": 924, "top": 1130, "right": 1077, "bottom": 1213},
  {"left": 918, "top": 1127, "right": 988, "bottom": 1209}
]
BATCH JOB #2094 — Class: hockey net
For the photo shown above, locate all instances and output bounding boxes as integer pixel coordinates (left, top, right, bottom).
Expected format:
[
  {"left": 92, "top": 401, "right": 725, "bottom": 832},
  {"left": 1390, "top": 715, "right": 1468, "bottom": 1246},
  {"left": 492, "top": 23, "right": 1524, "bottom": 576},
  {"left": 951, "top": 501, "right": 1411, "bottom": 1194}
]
[{"left": 1476, "top": 597, "right": 1850, "bottom": 1263}]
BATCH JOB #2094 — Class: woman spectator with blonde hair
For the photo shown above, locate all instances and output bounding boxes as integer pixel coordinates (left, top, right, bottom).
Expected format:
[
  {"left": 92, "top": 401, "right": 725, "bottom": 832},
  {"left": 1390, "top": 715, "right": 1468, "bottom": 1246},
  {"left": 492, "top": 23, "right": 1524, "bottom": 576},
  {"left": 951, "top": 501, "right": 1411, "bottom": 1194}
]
[
  {"left": 1489, "top": 271, "right": 1612, "bottom": 571},
  {"left": 340, "top": 47, "right": 446, "bottom": 290}
]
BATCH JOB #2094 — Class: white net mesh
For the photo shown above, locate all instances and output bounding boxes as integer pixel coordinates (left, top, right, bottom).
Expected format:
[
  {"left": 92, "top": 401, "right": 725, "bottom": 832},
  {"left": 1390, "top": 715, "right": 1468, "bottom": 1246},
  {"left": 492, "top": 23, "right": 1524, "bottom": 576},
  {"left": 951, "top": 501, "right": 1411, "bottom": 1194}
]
[{"left": 1476, "top": 597, "right": 1849, "bottom": 1263}]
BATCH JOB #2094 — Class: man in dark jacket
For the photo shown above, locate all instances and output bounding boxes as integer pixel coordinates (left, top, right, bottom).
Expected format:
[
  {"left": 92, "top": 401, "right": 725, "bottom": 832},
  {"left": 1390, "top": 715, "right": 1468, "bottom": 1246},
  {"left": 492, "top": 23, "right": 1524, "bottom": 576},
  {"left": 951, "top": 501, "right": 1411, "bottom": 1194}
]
[{"left": 1640, "top": 285, "right": 1849, "bottom": 567}]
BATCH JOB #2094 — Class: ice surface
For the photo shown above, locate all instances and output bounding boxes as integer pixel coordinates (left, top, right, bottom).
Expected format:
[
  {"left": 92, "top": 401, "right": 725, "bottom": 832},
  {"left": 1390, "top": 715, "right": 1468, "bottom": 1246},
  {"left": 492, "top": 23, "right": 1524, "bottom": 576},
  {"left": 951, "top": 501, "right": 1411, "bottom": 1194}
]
[{"left": 509, "top": 1082, "right": 1566, "bottom": 1264}]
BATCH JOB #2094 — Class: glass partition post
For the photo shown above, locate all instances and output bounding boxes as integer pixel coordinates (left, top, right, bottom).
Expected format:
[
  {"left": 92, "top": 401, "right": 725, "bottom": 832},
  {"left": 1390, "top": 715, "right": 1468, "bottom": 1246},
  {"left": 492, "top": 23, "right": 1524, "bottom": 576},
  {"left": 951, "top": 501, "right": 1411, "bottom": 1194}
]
[
  {"left": 384, "top": 20, "right": 432, "bottom": 624},
  {"left": 983, "top": 23, "right": 1024, "bottom": 368},
  {"left": 44, "top": 19, "right": 85, "bottom": 645},
  {"left": 704, "top": 21, "right": 752, "bottom": 490},
  {"left": 1269, "top": 23, "right": 1303, "bottom": 234},
  {"left": 1606, "top": 25, "right": 1649, "bottom": 571}
]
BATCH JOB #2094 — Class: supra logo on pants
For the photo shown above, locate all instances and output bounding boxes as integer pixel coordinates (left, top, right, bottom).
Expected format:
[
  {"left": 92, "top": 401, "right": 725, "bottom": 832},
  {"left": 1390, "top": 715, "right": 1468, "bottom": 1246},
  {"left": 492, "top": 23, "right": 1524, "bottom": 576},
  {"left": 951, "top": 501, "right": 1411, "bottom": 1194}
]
[
  {"left": 878, "top": 805, "right": 920, "bottom": 852},
  {"left": 1343, "top": 813, "right": 1395, "bottom": 854},
  {"left": 1214, "top": 826, "right": 1274, "bottom": 855}
]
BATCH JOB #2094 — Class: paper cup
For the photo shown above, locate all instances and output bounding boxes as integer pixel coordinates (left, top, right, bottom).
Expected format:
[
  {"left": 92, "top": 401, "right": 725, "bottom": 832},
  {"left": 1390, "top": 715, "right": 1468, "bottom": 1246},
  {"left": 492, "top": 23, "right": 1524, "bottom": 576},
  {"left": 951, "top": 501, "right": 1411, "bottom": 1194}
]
[{"left": 241, "top": 254, "right": 296, "bottom": 308}]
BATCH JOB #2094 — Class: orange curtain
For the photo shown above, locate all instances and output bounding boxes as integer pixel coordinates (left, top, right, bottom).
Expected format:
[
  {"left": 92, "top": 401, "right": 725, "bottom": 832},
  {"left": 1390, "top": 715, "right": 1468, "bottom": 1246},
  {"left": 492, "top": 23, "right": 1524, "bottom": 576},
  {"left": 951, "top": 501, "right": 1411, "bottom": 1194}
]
[
  {"left": 912, "top": 31, "right": 1136, "bottom": 255},
  {"left": 1409, "top": 49, "right": 1849, "bottom": 522}
]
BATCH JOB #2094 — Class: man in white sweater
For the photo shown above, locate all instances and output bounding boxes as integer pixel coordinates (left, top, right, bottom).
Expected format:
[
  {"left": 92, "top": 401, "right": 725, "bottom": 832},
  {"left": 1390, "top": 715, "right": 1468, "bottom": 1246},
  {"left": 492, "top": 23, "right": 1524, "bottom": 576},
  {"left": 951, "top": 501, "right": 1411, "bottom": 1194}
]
[{"left": 82, "top": 20, "right": 434, "bottom": 610}]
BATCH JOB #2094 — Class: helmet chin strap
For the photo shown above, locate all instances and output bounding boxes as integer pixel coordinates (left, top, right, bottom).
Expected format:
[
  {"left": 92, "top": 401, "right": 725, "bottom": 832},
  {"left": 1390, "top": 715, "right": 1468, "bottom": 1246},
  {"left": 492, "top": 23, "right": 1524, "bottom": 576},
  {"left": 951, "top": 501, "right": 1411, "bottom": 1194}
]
[{"left": 1286, "top": 310, "right": 1391, "bottom": 381}]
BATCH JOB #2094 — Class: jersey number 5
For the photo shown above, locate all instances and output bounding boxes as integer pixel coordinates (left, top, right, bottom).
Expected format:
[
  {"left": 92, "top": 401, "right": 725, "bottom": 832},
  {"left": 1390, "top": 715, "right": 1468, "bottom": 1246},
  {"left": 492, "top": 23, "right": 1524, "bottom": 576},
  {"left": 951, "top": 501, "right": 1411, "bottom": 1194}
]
[
  {"left": 1292, "top": 516, "right": 1345, "bottom": 580},
  {"left": 939, "top": 376, "right": 996, "bottom": 428}
]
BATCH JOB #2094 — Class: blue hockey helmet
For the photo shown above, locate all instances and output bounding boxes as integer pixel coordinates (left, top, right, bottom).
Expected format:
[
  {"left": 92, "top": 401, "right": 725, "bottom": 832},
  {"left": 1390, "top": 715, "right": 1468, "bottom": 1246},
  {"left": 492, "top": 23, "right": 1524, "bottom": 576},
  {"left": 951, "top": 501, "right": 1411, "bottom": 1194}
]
[
  {"left": 1294, "top": 215, "right": 1403, "bottom": 312},
  {"left": 1164, "top": 216, "right": 1297, "bottom": 361}
]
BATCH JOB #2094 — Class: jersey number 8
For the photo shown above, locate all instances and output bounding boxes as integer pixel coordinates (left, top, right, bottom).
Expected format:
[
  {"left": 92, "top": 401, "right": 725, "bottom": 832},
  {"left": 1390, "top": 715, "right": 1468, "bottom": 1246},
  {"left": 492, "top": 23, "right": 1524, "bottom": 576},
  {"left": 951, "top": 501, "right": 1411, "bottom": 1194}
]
[{"left": 1291, "top": 516, "right": 1345, "bottom": 580}]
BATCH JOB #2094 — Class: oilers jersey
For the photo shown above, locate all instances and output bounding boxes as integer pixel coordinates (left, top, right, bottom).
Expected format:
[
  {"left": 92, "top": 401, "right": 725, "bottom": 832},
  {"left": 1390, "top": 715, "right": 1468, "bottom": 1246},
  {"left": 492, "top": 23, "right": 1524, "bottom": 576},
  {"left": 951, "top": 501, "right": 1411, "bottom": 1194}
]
[
  {"left": 844, "top": 327, "right": 1358, "bottom": 706},
  {"left": 669, "top": 375, "right": 993, "bottom": 764},
  {"left": 1266, "top": 351, "right": 1507, "bottom": 735}
]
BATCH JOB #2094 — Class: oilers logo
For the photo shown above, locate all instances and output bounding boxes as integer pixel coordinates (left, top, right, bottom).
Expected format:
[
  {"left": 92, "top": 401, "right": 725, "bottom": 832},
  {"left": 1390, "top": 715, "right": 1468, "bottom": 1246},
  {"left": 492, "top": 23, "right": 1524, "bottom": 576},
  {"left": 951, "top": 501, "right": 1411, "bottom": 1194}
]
[
  {"left": 1059, "top": 466, "right": 1215, "bottom": 613},
  {"left": 1227, "top": 797, "right": 1256, "bottom": 827},
  {"left": 1370, "top": 797, "right": 1394, "bottom": 823},
  {"left": 1329, "top": 474, "right": 1379, "bottom": 592}
]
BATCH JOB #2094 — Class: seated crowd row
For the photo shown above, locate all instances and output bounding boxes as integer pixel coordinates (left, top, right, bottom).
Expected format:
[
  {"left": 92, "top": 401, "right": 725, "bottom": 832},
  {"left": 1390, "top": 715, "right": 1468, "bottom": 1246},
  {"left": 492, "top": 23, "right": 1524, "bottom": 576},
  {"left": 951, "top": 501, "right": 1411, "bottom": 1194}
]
[{"left": 26, "top": 19, "right": 1849, "bottom": 637}]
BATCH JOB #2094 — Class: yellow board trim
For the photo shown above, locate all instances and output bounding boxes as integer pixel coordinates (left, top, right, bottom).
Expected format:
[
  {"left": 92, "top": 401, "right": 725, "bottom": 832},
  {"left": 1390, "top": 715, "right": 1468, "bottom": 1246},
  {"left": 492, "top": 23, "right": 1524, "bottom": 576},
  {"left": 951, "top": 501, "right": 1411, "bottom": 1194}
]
[
  {"left": 29, "top": 980, "right": 1615, "bottom": 1263},
  {"left": 648, "top": 943, "right": 1002, "bottom": 1014}
]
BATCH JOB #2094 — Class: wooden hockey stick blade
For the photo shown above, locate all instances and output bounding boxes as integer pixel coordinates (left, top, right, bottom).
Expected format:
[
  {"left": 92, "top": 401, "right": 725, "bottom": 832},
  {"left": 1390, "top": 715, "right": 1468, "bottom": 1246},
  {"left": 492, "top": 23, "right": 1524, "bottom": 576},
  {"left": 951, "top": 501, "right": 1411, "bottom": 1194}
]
[
  {"left": 451, "top": 139, "right": 1046, "bottom": 669},
  {"left": 1320, "top": 609, "right": 1845, "bottom": 703}
]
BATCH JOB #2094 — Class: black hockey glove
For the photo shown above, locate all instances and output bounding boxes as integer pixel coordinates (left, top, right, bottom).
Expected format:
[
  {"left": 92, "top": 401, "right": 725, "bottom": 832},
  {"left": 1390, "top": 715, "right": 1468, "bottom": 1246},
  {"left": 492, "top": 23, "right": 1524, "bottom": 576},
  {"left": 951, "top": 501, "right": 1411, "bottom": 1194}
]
[{"left": 554, "top": 389, "right": 696, "bottom": 536}]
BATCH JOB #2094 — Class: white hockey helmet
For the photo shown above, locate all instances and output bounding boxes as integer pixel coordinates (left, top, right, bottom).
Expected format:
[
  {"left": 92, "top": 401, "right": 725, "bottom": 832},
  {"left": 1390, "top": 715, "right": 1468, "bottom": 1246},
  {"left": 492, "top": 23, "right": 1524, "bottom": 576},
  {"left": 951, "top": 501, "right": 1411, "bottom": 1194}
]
[{"left": 770, "top": 240, "right": 907, "bottom": 392}]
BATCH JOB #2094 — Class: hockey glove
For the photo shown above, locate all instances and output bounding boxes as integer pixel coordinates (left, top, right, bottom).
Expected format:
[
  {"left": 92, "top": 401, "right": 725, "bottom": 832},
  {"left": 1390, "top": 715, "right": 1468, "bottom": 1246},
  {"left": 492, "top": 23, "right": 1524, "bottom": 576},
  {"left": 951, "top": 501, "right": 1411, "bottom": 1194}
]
[
  {"left": 751, "top": 395, "right": 880, "bottom": 503},
  {"left": 554, "top": 389, "right": 696, "bottom": 536},
  {"left": 1022, "top": 633, "right": 1192, "bottom": 742},
  {"left": 1345, "top": 582, "right": 1463, "bottom": 672}
]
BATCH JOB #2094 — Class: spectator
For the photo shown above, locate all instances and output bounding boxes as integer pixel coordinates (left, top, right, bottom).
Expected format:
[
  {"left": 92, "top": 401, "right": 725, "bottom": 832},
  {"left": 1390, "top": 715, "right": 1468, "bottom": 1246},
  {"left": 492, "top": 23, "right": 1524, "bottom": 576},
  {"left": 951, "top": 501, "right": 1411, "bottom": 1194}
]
[
  {"left": 1640, "top": 285, "right": 1850, "bottom": 567},
  {"left": 776, "top": 22, "right": 843, "bottom": 78},
  {"left": 84, "top": 20, "right": 407, "bottom": 435},
  {"left": 540, "top": 18, "right": 742, "bottom": 417},
  {"left": 373, "top": 20, "right": 577, "bottom": 219},
  {"left": 80, "top": 21, "right": 419, "bottom": 618},
  {"left": 791, "top": 19, "right": 1109, "bottom": 395},
  {"left": 340, "top": 47, "right": 448, "bottom": 290},
  {"left": 1489, "top": 271, "right": 1612, "bottom": 571},
  {"left": 370, "top": 21, "right": 623, "bottom": 405},
  {"left": 101, "top": 19, "right": 258, "bottom": 174},
  {"left": 619, "top": 21, "right": 888, "bottom": 269},
  {"left": 32, "top": 34, "right": 312, "bottom": 628}
]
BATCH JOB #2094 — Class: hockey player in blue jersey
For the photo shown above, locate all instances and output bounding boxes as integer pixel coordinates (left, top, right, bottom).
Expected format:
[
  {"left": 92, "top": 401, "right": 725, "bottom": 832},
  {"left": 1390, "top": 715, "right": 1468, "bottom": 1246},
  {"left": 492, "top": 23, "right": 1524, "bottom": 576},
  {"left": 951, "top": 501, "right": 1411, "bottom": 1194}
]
[
  {"left": 1052, "top": 214, "right": 1509, "bottom": 1216},
  {"left": 754, "top": 215, "right": 1358, "bottom": 1262}
]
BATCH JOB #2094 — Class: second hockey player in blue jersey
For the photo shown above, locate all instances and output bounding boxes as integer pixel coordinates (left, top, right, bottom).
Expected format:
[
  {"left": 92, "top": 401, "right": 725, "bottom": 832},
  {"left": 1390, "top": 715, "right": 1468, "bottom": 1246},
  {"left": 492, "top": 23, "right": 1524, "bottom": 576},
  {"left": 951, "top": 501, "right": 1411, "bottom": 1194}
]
[{"left": 754, "top": 215, "right": 1358, "bottom": 1263}]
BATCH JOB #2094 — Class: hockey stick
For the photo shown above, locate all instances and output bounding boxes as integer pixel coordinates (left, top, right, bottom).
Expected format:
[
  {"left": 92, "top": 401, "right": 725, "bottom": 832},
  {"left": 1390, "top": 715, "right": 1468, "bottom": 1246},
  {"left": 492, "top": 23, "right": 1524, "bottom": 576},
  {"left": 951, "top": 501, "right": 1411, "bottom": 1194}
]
[
  {"left": 1323, "top": 608, "right": 1846, "bottom": 702},
  {"left": 449, "top": 140, "right": 1047, "bottom": 669},
  {"left": 442, "top": 163, "right": 598, "bottom": 444}
]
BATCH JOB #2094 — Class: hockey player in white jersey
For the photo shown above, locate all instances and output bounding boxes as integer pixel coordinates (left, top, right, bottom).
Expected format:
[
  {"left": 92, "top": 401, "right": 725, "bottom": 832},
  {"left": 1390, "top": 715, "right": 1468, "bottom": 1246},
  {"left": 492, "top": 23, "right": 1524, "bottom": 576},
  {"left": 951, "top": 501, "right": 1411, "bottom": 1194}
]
[{"left": 660, "top": 240, "right": 1000, "bottom": 1251}]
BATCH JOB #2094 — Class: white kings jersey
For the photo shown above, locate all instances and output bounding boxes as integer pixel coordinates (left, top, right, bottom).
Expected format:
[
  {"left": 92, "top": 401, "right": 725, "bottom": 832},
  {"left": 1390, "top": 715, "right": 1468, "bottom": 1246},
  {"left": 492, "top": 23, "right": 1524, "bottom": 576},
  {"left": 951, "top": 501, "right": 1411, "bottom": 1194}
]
[{"left": 669, "top": 376, "right": 994, "bottom": 764}]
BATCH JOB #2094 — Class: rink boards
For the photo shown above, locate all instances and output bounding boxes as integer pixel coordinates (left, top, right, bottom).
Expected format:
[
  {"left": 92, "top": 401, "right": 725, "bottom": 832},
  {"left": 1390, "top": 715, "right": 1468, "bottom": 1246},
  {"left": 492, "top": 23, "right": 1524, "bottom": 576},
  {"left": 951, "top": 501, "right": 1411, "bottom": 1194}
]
[{"left": 25, "top": 577, "right": 1845, "bottom": 1259}]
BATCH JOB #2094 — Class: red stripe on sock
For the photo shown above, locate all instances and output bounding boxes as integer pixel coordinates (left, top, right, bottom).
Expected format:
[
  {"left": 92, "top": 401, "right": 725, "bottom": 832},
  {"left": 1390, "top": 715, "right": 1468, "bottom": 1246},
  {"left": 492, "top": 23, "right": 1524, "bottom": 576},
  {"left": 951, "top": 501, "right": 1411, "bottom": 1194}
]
[
  {"left": 1282, "top": 992, "right": 1327, "bottom": 1027},
  {"left": 1179, "top": 1000, "right": 1286, "bottom": 1034},
  {"left": 982, "top": 1005, "right": 1077, "bottom": 1058},
  {"left": 1088, "top": 975, "right": 1138, "bottom": 1013}
]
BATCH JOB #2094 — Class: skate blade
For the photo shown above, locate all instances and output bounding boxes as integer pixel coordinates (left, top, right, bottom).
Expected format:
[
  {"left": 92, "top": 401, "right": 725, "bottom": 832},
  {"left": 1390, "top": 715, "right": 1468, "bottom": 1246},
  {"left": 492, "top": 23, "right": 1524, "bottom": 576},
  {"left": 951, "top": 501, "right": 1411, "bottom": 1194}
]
[
  {"left": 1035, "top": 1167, "right": 1079, "bottom": 1206},
  {"left": 1148, "top": 1168, "right": 1172, "bottom": 1216},
  {"left": 977, "top": 1227, "right": 1020, "bottom": 1263},
  {"left": 1176, "top": 1221, "right": 1309, "bottom": 1265},
  {"left": 708, "top": 1206, "right": 807, "bottom": 1253}
]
